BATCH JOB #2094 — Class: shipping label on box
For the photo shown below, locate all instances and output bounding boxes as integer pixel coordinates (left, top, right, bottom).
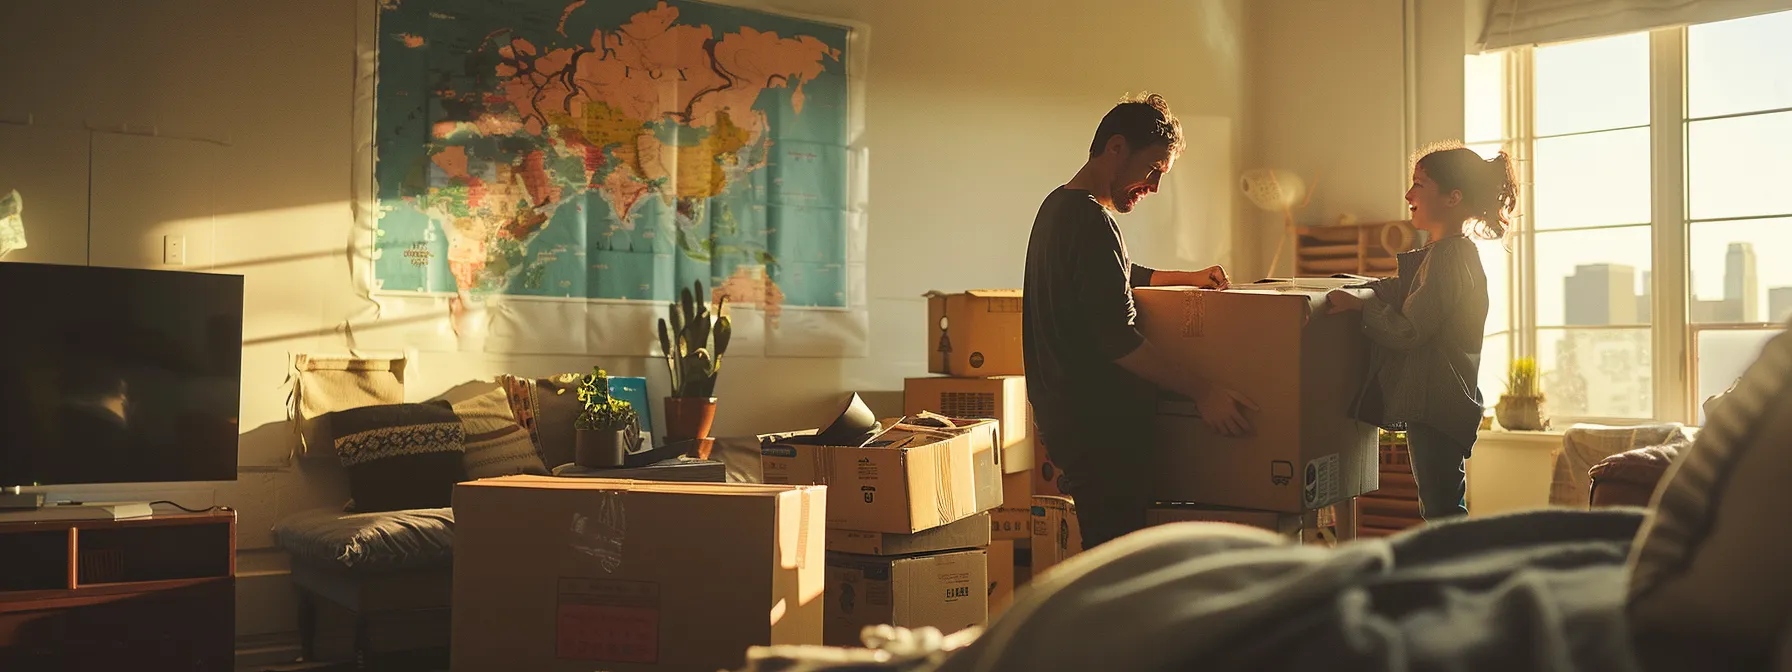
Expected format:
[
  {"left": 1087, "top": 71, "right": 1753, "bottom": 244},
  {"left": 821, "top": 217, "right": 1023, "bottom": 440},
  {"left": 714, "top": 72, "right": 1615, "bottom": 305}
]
[
  {"left": 1135, "top": 284, "right": 1380, "bottom": 513},
  {"left": 824, "top": 549, "right": 989, "bottom": 647},
  {"left": 763, "top": 419, "right": 1003, "bottom": 533},
  {"left": 925, "top": 290, "right": 1024, "bottom": 377},
  {"left": 451, "top": 476, "right": 825, "bottom": 672},
  {"left": 990, "top": 471, "right": 1032, "bottom": 540},
  {"left": 904, "top": 375, "right": 1034, "bottom": 474},
  {"left": 1029, "top": 495, "right": 1081, "bottom": 576}
]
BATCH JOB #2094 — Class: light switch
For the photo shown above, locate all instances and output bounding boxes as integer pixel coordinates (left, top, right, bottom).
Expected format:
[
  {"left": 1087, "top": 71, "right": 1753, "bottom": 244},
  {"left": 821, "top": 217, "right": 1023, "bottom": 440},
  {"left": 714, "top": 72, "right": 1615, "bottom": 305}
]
[{"left": 163, "top": 234, "right": 186, "bottom": 265}]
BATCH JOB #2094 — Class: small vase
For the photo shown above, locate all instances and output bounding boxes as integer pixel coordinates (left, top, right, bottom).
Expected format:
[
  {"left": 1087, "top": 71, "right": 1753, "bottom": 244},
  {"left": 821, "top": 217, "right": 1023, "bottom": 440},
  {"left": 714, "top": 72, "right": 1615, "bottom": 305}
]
[
  {"left": 1495, "top": 394, "right": 1549, "bottom": 431},
  {"left": 664, "top": 396, "right": 718, "bottom": 442},
  {"left": 575, "top": 427, "right": 641, "bottom": 469}
]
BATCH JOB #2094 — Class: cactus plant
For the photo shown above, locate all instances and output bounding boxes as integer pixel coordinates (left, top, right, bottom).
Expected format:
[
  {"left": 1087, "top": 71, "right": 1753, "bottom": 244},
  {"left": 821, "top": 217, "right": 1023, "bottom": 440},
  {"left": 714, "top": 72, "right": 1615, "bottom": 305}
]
[
  {"left": 574, "top": 367, "right": 637, "bottom": 432},
  {"left": 657, "top": 280, "right": 731, "bottom": 399}
]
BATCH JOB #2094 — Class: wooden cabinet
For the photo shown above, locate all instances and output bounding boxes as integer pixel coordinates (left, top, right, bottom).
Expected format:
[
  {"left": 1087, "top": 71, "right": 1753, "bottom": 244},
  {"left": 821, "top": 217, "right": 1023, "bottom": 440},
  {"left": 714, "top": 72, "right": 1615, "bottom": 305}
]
[
  {"left": 0, "top": 510, "right": 235, "bottom": 670},
  {"left": 1293, "top": 219, "right": 1416, "bottom": 278}
]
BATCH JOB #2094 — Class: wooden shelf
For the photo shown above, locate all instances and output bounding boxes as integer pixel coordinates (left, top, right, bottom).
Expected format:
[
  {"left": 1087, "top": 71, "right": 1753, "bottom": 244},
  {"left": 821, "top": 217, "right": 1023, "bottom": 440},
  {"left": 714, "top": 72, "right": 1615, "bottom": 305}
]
[
  {"left": 0, "top": 509, "right": 235, "bottom": 670},
  {"left": 1292, "top": 219, "right": 1415, "bottom": 278}
]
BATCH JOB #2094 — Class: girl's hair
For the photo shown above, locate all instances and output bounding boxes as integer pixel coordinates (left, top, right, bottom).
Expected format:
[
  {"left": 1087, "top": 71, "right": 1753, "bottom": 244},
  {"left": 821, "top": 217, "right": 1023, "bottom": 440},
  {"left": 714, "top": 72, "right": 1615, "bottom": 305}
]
[{"left": 1415, "top": 144, "right": 1518, "bottom": 240}]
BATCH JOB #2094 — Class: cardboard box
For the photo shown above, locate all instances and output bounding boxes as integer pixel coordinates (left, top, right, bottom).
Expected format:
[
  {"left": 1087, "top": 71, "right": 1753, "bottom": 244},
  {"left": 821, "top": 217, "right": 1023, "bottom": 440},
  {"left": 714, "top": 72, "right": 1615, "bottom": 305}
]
[
  {"left": 903, "top": 375, "right": 1034, "bottom": 474},
  {"left": 1135, "top": 281, "right": 1380, "bottom": 513},
  {"left": 1029, "top": 495, "right": 1081, "bottom": 576},
  {"left": 1032, "top": 437, "right": 1066, "bottom": 497},
  {"left": 762, "top": 419, "right": 1003, "bottom": 533},
  {"left": 1147, "top": 502, "right": 1355, "bottom": 547},
  {"left": 990, "top": 471, "right": 1032, "bottom": 540},
  {"left": 451, "top": 476, "right": 826, "bottom": 672},
  {"left": 1147, "top": 504, "right": 1304, "bottom": 536},
  {"left": 926, "top": 290, "right": 1024, "bottom": 377},
  {"left": 824, "top": 549, "right": 988, "bottom": 646},
  {"left": 988, "top": 540, "right": 1016, "bottom": 619},
  {"left": 827, "top": 512, "right": 990, "bottom": 556}
]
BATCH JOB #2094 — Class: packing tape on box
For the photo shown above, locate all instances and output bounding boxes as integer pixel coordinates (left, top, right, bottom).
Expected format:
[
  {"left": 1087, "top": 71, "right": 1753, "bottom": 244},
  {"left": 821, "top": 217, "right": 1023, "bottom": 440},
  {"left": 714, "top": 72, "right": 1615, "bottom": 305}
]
[{"left": 1181, "top": 291, "right": 1205, "bottom": 338}]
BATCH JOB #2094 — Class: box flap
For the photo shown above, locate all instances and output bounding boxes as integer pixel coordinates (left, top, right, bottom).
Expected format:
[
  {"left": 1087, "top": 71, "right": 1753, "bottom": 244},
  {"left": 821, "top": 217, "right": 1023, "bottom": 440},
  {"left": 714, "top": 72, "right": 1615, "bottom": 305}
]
[
  {"left": 964, "top": 289, "right": 1022, "bottom": 298},
  {"left": 460, "top": 474, "right": 808, "bottom": 497}
]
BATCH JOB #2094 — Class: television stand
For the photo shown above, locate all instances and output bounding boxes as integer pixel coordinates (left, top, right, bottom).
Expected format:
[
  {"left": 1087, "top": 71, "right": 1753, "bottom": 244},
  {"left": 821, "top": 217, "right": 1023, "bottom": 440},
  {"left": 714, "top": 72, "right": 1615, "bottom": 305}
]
[{"left": 0, "top": 509, "right": 236, "bottom": 670}]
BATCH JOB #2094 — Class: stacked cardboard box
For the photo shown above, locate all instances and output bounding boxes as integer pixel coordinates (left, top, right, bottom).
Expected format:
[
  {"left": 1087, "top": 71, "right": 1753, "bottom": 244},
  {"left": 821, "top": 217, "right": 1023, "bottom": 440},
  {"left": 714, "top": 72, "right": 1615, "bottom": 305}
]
[
  {"left": 1356, "top": 431, "right": 1424, "bottom": 538},
  {"left": 763, "top": 417, "right": 1003, "bottom": 645},
  {"left": 823, "top": 513, "right": 991, "bottom": 646},
  {"left": 451, "top": 476, "right": 826, "bottom": 672},
  {"left": 910, "top": 289, "right": 1046, "bottom": 606},
  {"left": 1133, "top": 279, "right": 1382, "bottom": 541}
]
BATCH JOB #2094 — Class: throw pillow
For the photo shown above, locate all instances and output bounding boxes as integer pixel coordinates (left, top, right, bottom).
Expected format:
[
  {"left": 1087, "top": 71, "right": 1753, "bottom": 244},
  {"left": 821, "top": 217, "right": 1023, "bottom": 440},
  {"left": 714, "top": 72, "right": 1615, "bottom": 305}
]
[
  {"left": 1628, "top": 325, "right": 1792, "bottom": 661},
  {"left": 329, "top": 401, "right": 466, "bottom": 513},
  {"left": 292, "top": 354, "right": 407, "bottom": 457},
  {"left": 499, "top": 373, "right": 584, "bottom": 469},
  {"left": 453, "top": 386, "right": 549, "bottom": 478}
]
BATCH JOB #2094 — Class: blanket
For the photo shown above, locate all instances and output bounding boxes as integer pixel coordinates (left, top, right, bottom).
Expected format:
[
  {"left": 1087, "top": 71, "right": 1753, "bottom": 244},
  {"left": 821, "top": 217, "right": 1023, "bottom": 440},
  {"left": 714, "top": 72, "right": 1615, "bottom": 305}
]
[{"left": 740, "top": 509, "right": 1647, "bottom": 672}]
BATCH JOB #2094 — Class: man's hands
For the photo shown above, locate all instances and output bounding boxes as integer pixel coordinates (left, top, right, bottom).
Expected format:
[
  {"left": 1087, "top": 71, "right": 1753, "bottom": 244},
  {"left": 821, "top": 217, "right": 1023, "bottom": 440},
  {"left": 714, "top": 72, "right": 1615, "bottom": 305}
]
[
  {"left": 1326, "top": 288, "right": 1366, "bottom": 314},
  {"left": 1153, "top": 265, "right": 1231, "bottom": 289},
  {"left": 1190, "top": 265, "right": 1230, "bottom": 290},
  {"left": 1194, "top": 384, "right": 1258, "bottom": 437}
]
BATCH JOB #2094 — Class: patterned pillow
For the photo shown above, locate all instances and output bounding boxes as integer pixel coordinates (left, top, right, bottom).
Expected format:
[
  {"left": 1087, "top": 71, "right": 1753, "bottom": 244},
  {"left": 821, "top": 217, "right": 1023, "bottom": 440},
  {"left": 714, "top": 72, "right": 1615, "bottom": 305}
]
[
  {"left": 499, "top": 373, "right": 583, "bottom": 469},
  {"left": 329, "top": 401, "right": 466, "bottom": 513},
  {"left": 452, "top": 386, "right": 549, "bottom": 479},
  {"left": 1628, "top": 325, "right": 1792, "bottom": 662}
]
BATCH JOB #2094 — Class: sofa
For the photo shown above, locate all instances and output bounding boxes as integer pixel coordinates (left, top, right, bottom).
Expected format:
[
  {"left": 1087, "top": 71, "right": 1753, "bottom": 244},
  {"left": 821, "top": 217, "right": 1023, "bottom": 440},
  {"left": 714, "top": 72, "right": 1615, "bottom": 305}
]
[{"left": 270, "top": 371, "right": 771, "bottom": 668}]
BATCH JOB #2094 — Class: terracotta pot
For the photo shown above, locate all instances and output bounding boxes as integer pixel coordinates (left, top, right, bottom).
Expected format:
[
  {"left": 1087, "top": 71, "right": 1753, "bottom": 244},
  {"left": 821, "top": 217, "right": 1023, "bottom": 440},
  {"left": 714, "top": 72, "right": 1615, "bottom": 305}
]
[
  {"left": 1495, "top": 394, "right": 1549, "bottom": 431},
  {"left": 664, "top": 396, "right": 718, "bottom": 442}
]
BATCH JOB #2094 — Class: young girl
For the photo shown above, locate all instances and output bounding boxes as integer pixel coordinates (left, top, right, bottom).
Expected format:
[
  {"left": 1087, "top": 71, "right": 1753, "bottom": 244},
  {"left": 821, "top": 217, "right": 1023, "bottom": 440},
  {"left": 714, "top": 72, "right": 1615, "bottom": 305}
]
[{"left": 1327, "top": 145, "right": 1517, "bottom": 520}]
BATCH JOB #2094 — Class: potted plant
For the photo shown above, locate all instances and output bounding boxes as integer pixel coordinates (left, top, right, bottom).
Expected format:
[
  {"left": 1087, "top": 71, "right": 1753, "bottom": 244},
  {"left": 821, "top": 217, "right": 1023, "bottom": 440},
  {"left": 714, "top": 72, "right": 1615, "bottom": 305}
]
[
  {"left": 657, "top": 280, "right": 731, "bottom": 442},
  {"left": 1494, "top": 357, "right": 1550, "bottom": 431},
  {"left": 574, "top": 366, "right": 642, "bottom": 468}
]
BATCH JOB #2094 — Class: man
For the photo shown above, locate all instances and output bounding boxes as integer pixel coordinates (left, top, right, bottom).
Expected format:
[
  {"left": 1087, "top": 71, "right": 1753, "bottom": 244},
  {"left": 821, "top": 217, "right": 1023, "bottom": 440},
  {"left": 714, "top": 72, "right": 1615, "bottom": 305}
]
[{"left": 1022, "top": 93, "right": 1257, "bottom": 549}]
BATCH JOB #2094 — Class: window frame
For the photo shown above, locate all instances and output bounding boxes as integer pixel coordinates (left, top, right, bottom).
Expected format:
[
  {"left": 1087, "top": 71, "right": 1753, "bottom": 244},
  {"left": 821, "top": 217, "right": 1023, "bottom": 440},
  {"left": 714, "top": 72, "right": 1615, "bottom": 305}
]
[{"left": 1482, "top": 21, "right": 1790, "bottom": 427}]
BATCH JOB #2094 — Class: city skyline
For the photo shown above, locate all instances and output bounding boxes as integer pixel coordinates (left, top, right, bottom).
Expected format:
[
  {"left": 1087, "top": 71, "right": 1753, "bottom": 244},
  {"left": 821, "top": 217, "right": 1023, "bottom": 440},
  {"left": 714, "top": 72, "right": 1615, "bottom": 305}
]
[{"left": 1564, "top": 241, "right": 1786, "bottom": 325}]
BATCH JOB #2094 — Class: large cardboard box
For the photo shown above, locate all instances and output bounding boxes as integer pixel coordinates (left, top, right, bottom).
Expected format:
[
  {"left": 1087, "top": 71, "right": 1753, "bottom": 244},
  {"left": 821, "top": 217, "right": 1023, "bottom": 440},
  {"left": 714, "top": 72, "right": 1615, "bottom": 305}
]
[
  {"left": 1029, "top": 495, "right": 1081, "bottom": 576},
  {"left": 1147, "top": 502, "right": 1355, "bottom": 546},
  {"left": 762, "top": 418, "right": 1003, "bottom": 533},
  {"left": 988, "top": 540, "right": 1016, "bottom": 618},
  {"left": 1032, "top": 438, "right": 1066, "bottom": 497},
  {"left": 827, "top": 512, "right": 990, "bottom": 556},
  {"left": 1147, "top": 504, "right": 1304, "bottom": 536},
  {"left": 824, "top": 549, "right": 988, "bottom": 646},
  {"left": 451, "top": 476, "right": 826, "bottom": 672},
  {"left": 903, "top": 375, "right": 1034, "bottom": 474},
  {"left": 925, "top": 290, "right": 1024, "bottom": 377},
  {"left": 990, "top": 471, "right": 1032, "bottom": 540},
  {"left": 1135, "top": 281, "right": 1380, "bottom": 513}
]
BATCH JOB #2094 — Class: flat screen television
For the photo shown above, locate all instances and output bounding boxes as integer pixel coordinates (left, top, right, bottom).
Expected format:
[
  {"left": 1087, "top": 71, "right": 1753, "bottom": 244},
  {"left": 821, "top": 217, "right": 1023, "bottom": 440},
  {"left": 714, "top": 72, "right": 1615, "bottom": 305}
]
[{"left": 0, "top": 262, "right": 243, "bottom": 487}]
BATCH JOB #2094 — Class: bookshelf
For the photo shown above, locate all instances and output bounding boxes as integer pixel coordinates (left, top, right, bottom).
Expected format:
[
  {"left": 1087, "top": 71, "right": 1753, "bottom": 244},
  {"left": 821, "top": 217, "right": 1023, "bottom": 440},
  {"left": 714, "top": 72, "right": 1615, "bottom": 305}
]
[{"left": 1294, "top": 219, "right": 1416, "bottom": 278}]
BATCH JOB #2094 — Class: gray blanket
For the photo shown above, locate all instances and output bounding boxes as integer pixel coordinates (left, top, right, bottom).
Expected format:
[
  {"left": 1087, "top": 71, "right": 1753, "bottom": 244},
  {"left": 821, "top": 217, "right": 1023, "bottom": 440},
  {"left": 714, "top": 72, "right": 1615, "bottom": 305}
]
[{"left": 743, "top": 509, "right": 1648, "bottom": 672}]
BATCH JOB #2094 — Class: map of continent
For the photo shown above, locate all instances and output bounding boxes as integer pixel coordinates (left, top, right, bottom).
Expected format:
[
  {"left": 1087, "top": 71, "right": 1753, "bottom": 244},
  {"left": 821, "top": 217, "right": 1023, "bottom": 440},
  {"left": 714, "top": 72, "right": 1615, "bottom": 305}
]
[{"left": 371, "top": 0, "right": 853, "bottom": 319}]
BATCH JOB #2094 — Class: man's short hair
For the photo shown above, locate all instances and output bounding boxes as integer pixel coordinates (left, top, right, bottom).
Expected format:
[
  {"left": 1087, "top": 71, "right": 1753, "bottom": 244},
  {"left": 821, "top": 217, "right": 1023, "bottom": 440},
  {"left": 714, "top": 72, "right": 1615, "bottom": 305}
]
[{"left": 1088, "top": 93, "right": 1184, "bottom": 158}]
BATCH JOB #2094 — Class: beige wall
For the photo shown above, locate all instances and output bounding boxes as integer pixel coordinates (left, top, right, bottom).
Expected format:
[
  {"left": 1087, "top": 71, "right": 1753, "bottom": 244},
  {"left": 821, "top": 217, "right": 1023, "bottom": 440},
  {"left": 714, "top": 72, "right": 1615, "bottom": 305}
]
[
  {"left": 0, "top": 0, "right": 1253, "bottom": 654},
  {"left": 1245, "top": 0, "right": 1487, "bottom": 277}
]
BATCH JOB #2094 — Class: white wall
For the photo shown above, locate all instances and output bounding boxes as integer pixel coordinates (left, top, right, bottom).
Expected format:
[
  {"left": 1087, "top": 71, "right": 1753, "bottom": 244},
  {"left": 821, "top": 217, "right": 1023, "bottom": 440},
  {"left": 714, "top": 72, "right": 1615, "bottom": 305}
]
[
  {"left": 0, "top": 0, "right": 1252, "bottom": 654},
  {"left": 1244, "top": 0, "right": 1487, "bottom": 277}
]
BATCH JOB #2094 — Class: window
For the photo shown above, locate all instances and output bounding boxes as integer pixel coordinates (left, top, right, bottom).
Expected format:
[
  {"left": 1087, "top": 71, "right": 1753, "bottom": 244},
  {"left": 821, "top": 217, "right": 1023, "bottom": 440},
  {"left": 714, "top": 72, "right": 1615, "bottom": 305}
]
[{"left": 1471, "top": 10, "right": 1792, "bottom": 426}]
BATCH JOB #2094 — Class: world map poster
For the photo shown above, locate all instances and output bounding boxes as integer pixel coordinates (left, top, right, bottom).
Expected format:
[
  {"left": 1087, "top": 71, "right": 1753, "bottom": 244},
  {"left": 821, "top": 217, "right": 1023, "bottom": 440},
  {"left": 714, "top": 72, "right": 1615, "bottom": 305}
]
[{"left": 358, "top": 0, "right": 866, "bottom": 357}]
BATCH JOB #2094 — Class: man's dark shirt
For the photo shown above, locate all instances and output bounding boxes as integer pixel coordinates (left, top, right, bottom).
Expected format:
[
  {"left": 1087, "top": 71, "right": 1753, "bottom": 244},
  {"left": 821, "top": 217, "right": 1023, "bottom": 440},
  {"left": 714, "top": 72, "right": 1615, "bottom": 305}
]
[{"left": 1022, "top": 187, "right": 1157, "bottom": 475}]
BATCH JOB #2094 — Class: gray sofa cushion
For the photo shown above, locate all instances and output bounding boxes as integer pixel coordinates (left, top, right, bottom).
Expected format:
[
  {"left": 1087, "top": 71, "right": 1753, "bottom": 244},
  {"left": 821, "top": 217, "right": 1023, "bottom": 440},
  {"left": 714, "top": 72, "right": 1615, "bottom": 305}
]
[{"left": 274, "top": 507, "right": 455, "bottom": 573}]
